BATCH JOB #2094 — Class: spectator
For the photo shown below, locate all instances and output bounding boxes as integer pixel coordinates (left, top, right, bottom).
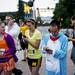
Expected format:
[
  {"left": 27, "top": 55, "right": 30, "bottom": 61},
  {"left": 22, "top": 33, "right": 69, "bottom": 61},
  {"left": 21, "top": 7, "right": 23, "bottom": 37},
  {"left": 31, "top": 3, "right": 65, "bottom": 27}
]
[
  {"left": 40, "top": 20, "right": 68, "bottom": 75},
  {"left": 5, "top": 15, "right": 22, "bottom": 75},
  {"left": 69, "top": 16, "right": 75, "bottom": 75},
  {"left": 0, "top": 21, "right": 18, "bottom": 75}
]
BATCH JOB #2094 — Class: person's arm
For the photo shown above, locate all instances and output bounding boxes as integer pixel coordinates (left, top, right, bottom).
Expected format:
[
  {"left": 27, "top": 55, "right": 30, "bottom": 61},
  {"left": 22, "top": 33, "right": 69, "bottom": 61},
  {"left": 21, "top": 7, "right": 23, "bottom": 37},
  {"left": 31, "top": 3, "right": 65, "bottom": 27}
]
[
  {"left": 43, "top": 46, "right": 53, "bottom": 54},
  {"left": 23, "top": 36, "right": 41, "bottom": 49},
  {"left": 68, "top": 38, "right": 75, "bottom": 42},
  {"left": 4, "top": 34, "right": 16, "bottom": 56},
  {"left": 40, "top": 34, "right": 49, "bottom": 54},
  {"left": 23, "top": 30, "right": 42, "bottom": 49},
  {"left": 54, "top": 36, "right": 68, "bottom": 59}
]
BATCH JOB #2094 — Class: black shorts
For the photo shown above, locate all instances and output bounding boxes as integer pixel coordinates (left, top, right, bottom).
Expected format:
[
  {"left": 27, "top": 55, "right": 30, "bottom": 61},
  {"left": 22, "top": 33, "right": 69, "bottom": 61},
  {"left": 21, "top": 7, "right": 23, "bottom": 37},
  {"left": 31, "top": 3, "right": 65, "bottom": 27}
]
[{"left": 27, "top": 57, "right": 42, "bottom": 67}]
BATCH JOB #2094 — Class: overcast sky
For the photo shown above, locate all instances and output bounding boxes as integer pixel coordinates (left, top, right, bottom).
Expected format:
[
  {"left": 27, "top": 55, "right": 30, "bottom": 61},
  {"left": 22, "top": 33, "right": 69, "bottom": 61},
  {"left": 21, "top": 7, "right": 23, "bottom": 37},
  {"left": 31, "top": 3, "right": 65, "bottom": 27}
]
[
  {"left": 34, "top": 0, "right": 58, "bottom": 9},
  {"left": 35, "top": 0, "right": 59, "bottom": 16},
  {"left": 0, "top": 0, "right": 59, "bottom": 16},
  {"left": 0, "top": 0, "right": 59, "bottom": 11},
  {"left": 23, "top": 0, "right": 59, "bottom": 16},
  {"left": 0, "top": 0, "right": 18, "bottom": 12},
  {"left": 23, "top": 0, "right": 59, "bottom": 8}
]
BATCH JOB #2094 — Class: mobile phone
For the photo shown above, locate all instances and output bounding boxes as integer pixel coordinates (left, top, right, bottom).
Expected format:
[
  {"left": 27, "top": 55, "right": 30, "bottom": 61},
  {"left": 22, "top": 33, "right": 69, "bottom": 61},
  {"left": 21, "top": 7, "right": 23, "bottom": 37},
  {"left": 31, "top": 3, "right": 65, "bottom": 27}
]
[{"left": 45, "top": 49, "right": 53, "bottom": 54}]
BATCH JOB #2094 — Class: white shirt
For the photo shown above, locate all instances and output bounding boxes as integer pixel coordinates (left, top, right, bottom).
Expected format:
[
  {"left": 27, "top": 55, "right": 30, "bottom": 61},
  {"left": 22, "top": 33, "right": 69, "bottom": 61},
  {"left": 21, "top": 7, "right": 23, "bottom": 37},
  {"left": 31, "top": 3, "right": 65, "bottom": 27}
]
[{"left": 5, "top": 23, "right": 20, "bottom": 50}]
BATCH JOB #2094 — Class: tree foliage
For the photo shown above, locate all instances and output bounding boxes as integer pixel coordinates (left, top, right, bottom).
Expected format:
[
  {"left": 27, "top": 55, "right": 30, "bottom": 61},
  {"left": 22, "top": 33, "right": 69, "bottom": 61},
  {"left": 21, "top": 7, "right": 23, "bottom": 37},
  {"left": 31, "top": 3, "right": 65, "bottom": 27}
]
[
  {"left": 53, "top": 0, "right": 75, "bottom": 28},
  {"left": 18, "top": 0, "right": 25, "bottom": 21}
]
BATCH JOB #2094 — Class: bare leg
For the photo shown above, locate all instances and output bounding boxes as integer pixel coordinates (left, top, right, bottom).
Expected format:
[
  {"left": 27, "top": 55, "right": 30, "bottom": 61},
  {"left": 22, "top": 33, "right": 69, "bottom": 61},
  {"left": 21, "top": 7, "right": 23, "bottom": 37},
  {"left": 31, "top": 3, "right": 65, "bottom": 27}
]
[
  {"left": 28, "top": 57, "right": 42, "bottom": 75},
  {"left": 22, "top": 49, "right": 27, "bottom": 61},
  {"left": 3, "top": 71, "right": 12, "bottom": 75},
  {"left": 31, "top": 66, "right": 40, "bottom": 75},
  {"left": 31, "top": 67, "right": 36, "bottom": 75},
  {"left": 24, "top": 49, "right": 27, "bottom": 60}
]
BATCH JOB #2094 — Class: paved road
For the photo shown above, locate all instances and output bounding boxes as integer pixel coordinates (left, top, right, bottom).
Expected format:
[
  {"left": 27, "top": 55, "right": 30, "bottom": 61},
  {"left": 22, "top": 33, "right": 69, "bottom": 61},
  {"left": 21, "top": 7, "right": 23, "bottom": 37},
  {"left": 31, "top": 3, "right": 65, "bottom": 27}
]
[{"left": 15, "top": 26, "right": 74, "bottom": 75}]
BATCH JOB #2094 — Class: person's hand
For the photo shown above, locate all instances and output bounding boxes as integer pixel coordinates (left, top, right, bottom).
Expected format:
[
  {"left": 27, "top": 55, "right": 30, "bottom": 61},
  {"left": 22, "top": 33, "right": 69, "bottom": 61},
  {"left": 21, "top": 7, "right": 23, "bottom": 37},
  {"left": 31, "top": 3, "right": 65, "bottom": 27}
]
[
  {"left": 43, "top": 46, "right": 48, "bottom": 50},
  {"left": 43, "top": 46, "right": 53, "bottom": 54}
]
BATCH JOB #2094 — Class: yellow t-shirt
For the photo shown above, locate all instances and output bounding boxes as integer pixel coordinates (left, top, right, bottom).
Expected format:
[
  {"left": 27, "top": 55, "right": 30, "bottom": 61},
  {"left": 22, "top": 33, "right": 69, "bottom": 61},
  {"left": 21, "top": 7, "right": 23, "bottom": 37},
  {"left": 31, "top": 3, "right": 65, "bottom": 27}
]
[
  {"left": 20, "top": 26, "right": 29, "bottom": 35},
  {"left": 25, "top": 29, "right": 42, "bottom": 59}
]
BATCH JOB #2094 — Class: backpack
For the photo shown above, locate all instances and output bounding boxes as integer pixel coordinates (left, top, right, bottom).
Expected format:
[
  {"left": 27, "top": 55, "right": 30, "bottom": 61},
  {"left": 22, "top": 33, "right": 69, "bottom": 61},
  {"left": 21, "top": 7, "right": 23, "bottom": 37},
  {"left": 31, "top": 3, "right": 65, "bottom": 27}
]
[{"left": 18, "top": 32, "right": 28, "bottom": 50}]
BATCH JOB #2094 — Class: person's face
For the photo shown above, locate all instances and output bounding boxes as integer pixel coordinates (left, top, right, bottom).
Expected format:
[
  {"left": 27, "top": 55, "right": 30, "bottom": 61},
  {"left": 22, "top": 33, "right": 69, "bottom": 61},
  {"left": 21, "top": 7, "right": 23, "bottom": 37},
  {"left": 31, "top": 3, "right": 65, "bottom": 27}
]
[
  {"left": 50, "top": 25, "right": 59, "bottom": 37},
  {"left": 0, "top": 23, "right": 5, "bottom": 33},
  {"left": 5, "top": 16, "right": 13, "bottom": 26},
  {"left": 19, "top": 20, "right": 24, "bottom": 26},
  {"left": 26, "top": 22, "right": 35, "bottom": 31},
  {"left": 71, "top": 20, "right": 75, "bottom": 27}
]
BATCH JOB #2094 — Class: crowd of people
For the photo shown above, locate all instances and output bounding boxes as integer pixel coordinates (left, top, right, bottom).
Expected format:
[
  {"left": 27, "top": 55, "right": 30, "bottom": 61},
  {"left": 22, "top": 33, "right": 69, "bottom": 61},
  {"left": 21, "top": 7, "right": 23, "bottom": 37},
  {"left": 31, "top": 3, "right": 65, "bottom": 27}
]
[{"left": 0, "top": 14, "right": 75, "bottom": 75}]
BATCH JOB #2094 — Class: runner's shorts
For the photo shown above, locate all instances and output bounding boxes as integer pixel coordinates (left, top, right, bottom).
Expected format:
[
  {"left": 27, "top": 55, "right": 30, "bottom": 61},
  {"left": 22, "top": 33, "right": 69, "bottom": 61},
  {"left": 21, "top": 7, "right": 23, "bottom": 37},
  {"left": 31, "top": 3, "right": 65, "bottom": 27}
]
[{"left": 27, "top": 57, "right": 42, "bottom": 67}]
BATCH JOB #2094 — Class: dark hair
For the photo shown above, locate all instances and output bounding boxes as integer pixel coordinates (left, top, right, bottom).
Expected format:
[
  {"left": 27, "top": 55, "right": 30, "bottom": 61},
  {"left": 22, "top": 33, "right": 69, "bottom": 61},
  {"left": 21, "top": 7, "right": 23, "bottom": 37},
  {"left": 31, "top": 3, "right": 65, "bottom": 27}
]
[
  {"left": 50, "top": 20, "right": 60, "bottom": 28},
  {"left": 27, "top": 19, "right": 37, "bottom": 28},
  {"left": 6, "top": 14, "right": 14, "bottom": 19},
  {"left": 71, "top": 16, "right": 75, "bottom": 20}
]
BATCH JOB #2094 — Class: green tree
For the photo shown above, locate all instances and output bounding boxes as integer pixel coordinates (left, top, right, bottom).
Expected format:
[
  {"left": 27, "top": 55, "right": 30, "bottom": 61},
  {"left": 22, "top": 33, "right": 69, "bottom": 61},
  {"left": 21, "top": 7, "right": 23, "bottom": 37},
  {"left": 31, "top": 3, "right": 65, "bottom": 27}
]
[
  {"left": 53, "top": 0, "right": 75, "bottom": 28},
  {"left": 18, "top": 0, "right": 25, "bottom": 21}
]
